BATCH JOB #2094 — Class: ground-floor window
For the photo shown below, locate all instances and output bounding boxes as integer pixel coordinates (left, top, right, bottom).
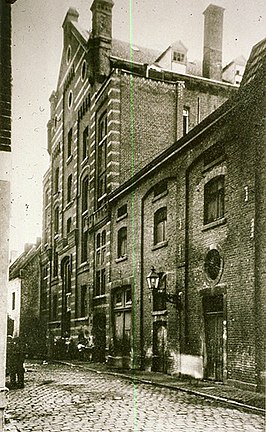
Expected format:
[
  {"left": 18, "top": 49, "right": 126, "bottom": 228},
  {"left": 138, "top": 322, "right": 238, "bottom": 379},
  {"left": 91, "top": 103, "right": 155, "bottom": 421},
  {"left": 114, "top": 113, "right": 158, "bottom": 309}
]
[{"left": 112, "top": 286, "right": 132, "bottom": 356}]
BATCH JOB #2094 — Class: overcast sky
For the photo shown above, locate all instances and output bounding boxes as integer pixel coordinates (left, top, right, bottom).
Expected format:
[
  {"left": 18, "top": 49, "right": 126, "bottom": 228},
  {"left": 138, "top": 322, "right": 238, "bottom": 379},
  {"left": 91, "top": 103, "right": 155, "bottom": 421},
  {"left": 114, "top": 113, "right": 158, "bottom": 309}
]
[{"left": 10, "top": 0, "right": 265, "bottom": 255}]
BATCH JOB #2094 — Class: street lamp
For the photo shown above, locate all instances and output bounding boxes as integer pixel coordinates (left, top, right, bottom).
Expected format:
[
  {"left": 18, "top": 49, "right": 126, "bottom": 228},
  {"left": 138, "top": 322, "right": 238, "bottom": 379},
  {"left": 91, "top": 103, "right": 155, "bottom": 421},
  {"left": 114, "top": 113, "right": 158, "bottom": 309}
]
[
  {"left": 146, "top": 266, "right": 160, "bottom": 290},
  {"left": 146, "top": 266, "right": 182, "bottom": 308}
]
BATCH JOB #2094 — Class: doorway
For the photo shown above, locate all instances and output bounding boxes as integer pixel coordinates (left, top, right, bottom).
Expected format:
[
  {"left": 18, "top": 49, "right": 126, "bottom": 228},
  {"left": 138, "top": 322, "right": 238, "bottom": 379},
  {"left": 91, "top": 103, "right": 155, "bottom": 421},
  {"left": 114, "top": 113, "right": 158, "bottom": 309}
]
[
  {"left": 203, "top": 295, "right": 224, "bottom": 381},
  {"left": 93, "top": 313, "right": 106, "bottom": 362}
]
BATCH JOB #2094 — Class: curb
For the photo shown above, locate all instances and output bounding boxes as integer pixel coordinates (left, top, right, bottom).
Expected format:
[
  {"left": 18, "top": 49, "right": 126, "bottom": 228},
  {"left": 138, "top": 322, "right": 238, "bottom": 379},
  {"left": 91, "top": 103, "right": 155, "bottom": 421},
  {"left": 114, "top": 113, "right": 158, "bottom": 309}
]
[{"left": 57, "top": 361, "right": 265, "bottom": 415}]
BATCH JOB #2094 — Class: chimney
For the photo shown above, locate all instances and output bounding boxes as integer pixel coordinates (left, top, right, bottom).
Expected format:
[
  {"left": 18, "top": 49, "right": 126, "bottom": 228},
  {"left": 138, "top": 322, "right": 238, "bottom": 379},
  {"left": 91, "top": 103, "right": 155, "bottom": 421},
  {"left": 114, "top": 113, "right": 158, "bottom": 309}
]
[
  {"left": 90, "top": 0, "right": 114, "bottom": 83},
  {"left": 202, "top": 4, "right": 225, "bottom": 81}
]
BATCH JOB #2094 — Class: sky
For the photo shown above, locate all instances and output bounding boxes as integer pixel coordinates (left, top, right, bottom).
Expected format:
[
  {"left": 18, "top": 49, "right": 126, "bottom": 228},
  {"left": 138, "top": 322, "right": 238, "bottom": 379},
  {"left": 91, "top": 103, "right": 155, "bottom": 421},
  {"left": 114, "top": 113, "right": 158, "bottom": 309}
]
[{"left": 10, "top": 0, "right": 265, "bottom": 256}]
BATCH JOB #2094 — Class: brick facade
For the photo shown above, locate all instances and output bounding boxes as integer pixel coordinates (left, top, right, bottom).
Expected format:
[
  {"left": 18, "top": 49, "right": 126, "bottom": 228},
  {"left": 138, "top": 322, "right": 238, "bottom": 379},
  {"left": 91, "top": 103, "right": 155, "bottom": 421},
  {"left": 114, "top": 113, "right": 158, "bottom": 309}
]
[{"left": 40, "top": 1, "right": 265, "bottom": 391}]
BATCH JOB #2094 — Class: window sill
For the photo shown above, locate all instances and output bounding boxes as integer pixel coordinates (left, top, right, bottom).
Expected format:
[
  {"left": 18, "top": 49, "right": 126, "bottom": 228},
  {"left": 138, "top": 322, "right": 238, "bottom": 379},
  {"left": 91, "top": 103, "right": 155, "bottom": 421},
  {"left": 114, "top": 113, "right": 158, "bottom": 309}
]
[
  {"left": 152, "top": 240, "right": 168, "bottom": 251},
  {"left": 66, "top": 154, "right": 73, "bottom": 164},
  {"left": 116, "top": 213, "right": 128, "bottom": 223},
  {"left": 152, "top": 190, "right": 168, "bottom": 203},
  {"left": 115, "top": 255, "right": 128, "bottom": 263},
  {"left": 202, "top": 217, "right": 226, "bottom": 231}
]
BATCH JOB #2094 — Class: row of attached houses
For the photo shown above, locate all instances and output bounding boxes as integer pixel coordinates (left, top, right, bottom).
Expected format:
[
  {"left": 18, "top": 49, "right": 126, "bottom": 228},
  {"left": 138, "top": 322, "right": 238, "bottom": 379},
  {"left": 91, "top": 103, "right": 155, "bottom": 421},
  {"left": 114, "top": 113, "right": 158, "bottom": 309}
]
[{"left": 34, "top": 0, "right": 265, "bottom": 392}]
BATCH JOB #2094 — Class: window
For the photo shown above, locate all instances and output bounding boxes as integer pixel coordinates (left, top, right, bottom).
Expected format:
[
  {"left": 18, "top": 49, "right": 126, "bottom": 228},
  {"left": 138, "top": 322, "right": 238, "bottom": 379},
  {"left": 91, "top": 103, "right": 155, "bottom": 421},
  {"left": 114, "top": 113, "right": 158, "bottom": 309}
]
[
  {"left": 66, "top": 45, "right": 71, "bottom": 64},
  {"left": 12, "top": 292, "right": 15, "bottom": 310},
  {"left": 204, "top": 249, "right": 222, "bottom": 281},
  {"left": 154, "top": 207, "right": 167, "bottom": 245},
  {"left": 154, "top": 180, "right": 167, "bottom": 198},
  {"left": 80, "top": 285, "right": 87, "bottom": 317},
  {"left": 52, "top": 293, "right": 58, "bottom": 321},
  {"left": 81, "top": 220, "right": 88, "bottom": 263},
  {"left": 112, "top": 286, "right": 132, "bottom": 356},
  {"left": 82, "top": 176, "right": 89, "bottom": 213},
  {"left": 95, "top": 230, "right": 106, "bottom": 296},
  {"left": 97, "top": 112, "right": 107, "bottom": 205},
  {"left": 67, "top": 217, "right": 72, "bottom": 234},
  {"left": 81, "top": 61, "right": 87, "bottom": 81},
  {"left": 204, "top": 176, "right": 225, "bottom": 224},
  {"left": 54, "top": 167, "right": 59, "bottom": 193},
  {"left": 68, "top": 91, "right": 73, "bottom": 109},
  {"left": 183, "top": 107, "right": 189, "bottom": 135},
  {"left": 117, "top": 204, "right": 127, "bottom": 219},
  {"left": 173, "top": 51, "right": 184, "bottom": 62},
  {"left": 204, "top": 143, "right": 225, "bottom": 167},
  {"left": 54, "top": 207, "right": 59, "bottom": 234},
  {"left": 82, "top": 126, "right": 89, "bottom": 160},
  {"left": 117, "top": 227, "right": 127, "bottom": 258},
  {"left": 53, "top": 251, "right": 58, "bottom": 277},
  {"left": 67, "top": 174, "right": 72, "bottom": 203},
  {"left": 67, "top": 128, "right": 72, "bottom": 158}
]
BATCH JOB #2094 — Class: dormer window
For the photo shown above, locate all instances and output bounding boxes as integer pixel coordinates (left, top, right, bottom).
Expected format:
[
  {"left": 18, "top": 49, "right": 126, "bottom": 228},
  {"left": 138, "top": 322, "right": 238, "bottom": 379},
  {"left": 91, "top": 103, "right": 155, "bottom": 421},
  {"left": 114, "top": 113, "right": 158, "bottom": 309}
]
[{"left": 173, "top": 51, "right": 185, "bottom": 62}]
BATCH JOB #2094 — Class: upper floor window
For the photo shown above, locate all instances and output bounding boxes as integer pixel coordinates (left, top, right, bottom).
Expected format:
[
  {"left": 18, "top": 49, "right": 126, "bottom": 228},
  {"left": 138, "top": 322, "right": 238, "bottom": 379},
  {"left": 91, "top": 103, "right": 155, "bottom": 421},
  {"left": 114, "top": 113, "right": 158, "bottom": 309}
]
[
  {"left": 82, "top": 176, "right": 89, "bottom": 213},
  {"left": 154, "top": 207, "right": 167, "bottom": 245},
  {"left": 53, "top": 251, "right": 58, "bottom": 278},
  {"left": 67, "top": 174, "right": 72, "bottom": 203},
  {"left": 173, "top": 51, "right": 184, "bottom": 62},
  {"left": 67, "top": 217, "right": 72, "bottom": 234},
  {"left": 54, "top": 207, "right": 59, "bottom": 234},
  {"left": 117, "top": 204, "right": 127, "bottom": 219},
  {"left": 66, "top": 45, "right": 71, "bottom": 64},
  {"left": 204, "top": 176, "right": 225, "bottom": 225},
  {"left": 154, "top": 180, "right": 168, "bottom": 198},
  {"left": 54, "top": 167, "right": 59, "bottom": 193},
  {"left": 117, "top": 227, "right": 127, "bottom": 259},
  {"left": 97, "top": 112, "right": 107, "bottom": 205},
  {"left": 183, "top": 107, "right": 189, "bottom": 136},
  {"left": 81, "top": 61, "right": 87, "bottom": 81},
  {"left": 204, "top": 143, "right": 225, "bottom": 167},
  {"left": 67, "top": 128, "right": 72, "bottom": 158},
  {"left": 82, "top": 126, "right": 89, "bottom": 160},
  {"left": 12, "top": 292, "right": 16, "bottom": 310},
  {"left": 95, "top": 230, "right": 106, "bottom": 296}
]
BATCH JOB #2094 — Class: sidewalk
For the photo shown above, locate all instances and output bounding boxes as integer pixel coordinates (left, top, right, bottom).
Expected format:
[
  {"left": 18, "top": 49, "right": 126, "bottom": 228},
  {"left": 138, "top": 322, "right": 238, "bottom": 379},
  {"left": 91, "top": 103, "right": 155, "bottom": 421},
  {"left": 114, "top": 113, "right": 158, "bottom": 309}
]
[{"left": 57, "top": 360, "right": 265, "bottom": 415}]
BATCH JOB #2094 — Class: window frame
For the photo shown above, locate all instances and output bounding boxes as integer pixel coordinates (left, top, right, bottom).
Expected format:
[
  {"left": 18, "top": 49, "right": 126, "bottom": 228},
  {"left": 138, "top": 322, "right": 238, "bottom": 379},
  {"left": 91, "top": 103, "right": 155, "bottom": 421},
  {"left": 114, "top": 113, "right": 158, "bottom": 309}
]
[
  {"left": 67, "top": 174, "right": 72, "bottom": 203},
  {"left": 117, "top": 226, "right": 127, "bottom": 259},
  {"left": 154, "top": 207, "right": 167, "bottom": 245},
  {"left": 204, "top": 176, "right": 225, "bottom": 225}
]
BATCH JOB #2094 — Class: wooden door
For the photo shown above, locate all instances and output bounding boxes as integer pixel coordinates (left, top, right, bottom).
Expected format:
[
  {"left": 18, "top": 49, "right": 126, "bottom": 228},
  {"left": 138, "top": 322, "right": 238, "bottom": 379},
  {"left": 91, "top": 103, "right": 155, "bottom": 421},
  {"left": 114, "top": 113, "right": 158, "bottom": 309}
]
[{"left": 205, "top": 311, "right": 224, "bottom": 381}]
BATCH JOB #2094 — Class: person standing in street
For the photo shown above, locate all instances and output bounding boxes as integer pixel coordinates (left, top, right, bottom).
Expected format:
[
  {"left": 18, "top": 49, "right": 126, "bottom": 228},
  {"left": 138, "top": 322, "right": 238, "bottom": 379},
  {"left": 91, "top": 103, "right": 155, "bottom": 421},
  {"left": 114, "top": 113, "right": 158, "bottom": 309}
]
[{"left": 7, "top": 336, "right": 26, "bottom": 389}]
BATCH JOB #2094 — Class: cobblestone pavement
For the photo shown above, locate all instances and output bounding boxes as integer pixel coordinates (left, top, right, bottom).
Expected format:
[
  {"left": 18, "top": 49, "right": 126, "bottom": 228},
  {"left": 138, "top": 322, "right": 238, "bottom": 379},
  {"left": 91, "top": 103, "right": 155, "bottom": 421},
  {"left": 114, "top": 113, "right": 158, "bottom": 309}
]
[{"left": 4, "top": 362, "right": 265, "bottom": 432}]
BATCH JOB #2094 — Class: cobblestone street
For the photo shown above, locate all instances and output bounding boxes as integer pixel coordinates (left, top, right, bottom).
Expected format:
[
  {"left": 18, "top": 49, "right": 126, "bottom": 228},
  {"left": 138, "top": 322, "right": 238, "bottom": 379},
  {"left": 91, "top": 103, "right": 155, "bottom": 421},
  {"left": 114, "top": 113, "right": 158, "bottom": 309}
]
[{"left": 4, "top": 361, "right": 264, "bottom": 432}]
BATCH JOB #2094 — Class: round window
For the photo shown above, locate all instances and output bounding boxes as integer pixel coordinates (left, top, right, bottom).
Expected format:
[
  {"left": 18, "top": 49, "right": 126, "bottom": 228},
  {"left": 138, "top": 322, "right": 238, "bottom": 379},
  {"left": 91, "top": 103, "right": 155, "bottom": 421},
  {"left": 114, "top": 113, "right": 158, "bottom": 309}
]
[
  {"left": 204, "top": 249, "right": 222, "bottom": 281},
  {"left": 81, "top": 60, "right": 87, "bottom": 81},
  {"left": 68, "top": 91, "right": 73, "bottom": 109},
  {"left": 66, "top": 46, "right": 71, "bottom": 64}
]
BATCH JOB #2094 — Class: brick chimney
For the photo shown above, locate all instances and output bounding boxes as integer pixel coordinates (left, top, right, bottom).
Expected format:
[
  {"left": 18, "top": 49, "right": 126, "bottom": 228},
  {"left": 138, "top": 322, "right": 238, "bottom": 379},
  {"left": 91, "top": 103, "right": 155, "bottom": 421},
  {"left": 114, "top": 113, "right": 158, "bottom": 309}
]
[
  {"left": 202, "top": 4, "right": 225, "bottom": 81},
  {"left": 90, "top": 0, "right": 114, "bottom": 83}
]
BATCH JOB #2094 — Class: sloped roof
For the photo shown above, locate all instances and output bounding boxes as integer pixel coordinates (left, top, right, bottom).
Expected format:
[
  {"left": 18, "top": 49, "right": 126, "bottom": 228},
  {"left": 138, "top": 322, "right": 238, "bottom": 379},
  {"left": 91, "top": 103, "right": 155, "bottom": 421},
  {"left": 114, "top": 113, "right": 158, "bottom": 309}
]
[
  {"left": 111, "top": 39, "right": 160, "bottom": 65},
  {"left": 241, "top": 37, "right": 266, "bottom": 87}
]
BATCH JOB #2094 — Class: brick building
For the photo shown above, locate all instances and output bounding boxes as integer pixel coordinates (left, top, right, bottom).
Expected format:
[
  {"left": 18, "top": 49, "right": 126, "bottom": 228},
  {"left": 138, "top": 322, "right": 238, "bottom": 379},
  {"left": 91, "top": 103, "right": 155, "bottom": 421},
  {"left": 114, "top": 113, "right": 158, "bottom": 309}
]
[
  {"left": 40, "top": 1, "right": 265, "bottom": 390},
  {"left": 9, "top": 240, "right": 47, "bottom": 358}
]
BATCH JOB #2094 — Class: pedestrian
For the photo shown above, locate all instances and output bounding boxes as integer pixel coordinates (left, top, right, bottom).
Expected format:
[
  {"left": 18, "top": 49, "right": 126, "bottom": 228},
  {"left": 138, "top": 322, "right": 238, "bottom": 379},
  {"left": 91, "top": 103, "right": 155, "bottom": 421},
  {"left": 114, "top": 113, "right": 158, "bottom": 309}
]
[{"left": 7, "top": 336, "right": 26, "bottom": 389}]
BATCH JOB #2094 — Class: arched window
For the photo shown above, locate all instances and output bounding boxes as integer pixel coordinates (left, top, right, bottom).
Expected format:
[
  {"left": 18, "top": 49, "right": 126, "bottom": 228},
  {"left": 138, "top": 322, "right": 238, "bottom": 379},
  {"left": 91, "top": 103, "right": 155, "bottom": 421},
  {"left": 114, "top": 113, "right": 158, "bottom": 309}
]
[
  {"left": 154, "top": 207, "right": 167, "bottom": 245},
  {"left": 117, "top": 227, "right": 127, "bottom": 258},
  {"left": 204, "top": 176, "right": 225, "bottom": 224}
]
